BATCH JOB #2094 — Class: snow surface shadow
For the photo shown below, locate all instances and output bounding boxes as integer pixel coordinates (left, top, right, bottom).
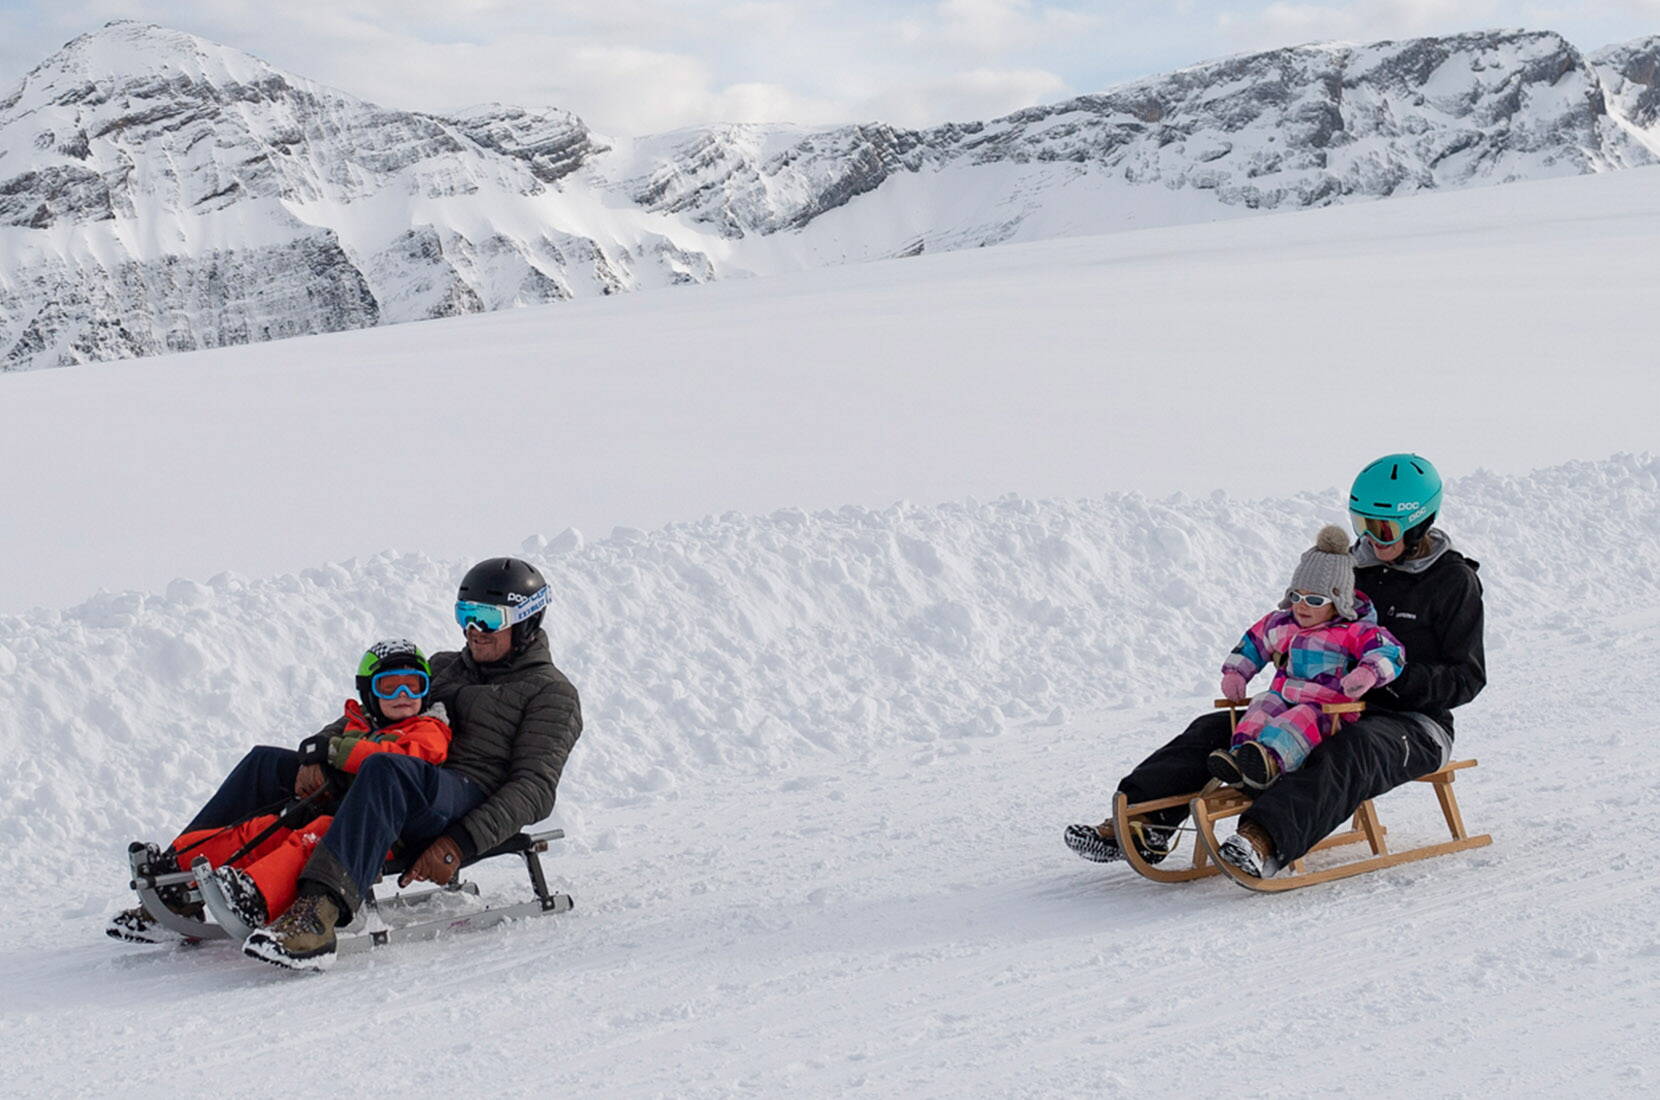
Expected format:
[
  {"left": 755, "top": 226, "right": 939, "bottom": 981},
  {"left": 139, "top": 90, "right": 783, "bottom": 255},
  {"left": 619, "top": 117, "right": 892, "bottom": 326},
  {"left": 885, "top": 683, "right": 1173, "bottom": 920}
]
[{"left": 3, "top": 940, "right": 304, "bottom": 1011}]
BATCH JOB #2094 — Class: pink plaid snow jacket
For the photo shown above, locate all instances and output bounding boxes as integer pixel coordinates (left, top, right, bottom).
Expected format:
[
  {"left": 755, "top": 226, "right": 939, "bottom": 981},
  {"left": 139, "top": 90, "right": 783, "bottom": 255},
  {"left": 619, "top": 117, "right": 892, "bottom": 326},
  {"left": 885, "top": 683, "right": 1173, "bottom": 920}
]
[{"left": 1222, "top": 593, "right": 1404, "bottom": 709}]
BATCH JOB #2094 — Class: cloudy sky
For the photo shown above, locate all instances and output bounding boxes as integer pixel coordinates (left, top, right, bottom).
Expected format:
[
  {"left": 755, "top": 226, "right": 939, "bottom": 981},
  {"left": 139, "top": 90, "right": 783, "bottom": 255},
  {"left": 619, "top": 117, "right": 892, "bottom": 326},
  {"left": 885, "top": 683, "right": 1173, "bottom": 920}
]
[{"left": 2, "top": 1, "right": 1657, "bottom": 134}]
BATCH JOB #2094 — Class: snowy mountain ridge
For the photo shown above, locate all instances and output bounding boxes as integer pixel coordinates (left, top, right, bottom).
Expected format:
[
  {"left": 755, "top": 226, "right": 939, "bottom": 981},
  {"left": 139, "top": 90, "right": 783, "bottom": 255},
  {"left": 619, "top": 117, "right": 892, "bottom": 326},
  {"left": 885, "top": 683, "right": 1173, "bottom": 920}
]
[{"left": 3, "top": 20, "right": 1660, "bottom": 371}]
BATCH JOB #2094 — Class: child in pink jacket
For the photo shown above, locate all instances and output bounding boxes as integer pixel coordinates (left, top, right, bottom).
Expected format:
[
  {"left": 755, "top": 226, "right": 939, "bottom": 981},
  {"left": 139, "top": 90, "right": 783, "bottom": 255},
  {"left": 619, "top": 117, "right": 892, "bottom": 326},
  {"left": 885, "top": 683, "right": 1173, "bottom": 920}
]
[{"left": 1208, "top": 525, "right": 1405, "bottom": 789}]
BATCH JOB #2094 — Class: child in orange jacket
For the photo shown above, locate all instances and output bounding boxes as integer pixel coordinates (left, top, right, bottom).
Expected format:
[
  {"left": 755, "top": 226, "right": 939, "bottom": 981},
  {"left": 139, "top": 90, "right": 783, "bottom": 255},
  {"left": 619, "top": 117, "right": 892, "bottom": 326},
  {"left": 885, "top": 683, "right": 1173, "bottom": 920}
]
[{"left": 171, "top": 639, "right": 450, "bottom": 926}]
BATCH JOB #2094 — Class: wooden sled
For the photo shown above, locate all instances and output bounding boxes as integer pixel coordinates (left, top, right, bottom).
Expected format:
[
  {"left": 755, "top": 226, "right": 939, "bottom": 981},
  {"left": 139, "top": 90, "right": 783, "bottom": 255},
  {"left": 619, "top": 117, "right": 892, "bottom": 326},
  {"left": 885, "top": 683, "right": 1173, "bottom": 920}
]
[{"left": 1111, "top": 700, "right": 1492, "bottom": 893}]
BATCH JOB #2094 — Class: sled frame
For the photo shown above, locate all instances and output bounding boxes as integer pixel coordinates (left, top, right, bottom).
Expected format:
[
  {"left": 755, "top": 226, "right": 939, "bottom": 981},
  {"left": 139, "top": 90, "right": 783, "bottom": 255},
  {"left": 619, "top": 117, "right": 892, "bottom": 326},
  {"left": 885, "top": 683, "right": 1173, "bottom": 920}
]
[
  {"left": 1111, "top": 700, "right": 1492, "bottom": 891},
  {"left": 340, "top": 828, "right": 574, "bottom": 952},
  {"left": 129, "top": 831, "right": 573, "bottom": 948},
  {"left": 1113, "top": 762, "right": 1489, "bottom": 891},
  {"left": 127, "top": 843, "right": 227, "bottom": 942}
]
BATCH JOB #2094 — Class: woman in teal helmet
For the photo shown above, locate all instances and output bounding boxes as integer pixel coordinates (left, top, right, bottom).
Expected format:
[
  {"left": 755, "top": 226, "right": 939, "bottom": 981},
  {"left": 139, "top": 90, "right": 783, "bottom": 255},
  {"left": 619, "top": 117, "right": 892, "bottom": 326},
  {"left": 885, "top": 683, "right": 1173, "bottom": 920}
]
[
  {"left": 1347, "top": 452, "right": 1442, "bottom": 557},
  {"left": 1066, "top": 453, "right": 1486, "bottom": 878}
]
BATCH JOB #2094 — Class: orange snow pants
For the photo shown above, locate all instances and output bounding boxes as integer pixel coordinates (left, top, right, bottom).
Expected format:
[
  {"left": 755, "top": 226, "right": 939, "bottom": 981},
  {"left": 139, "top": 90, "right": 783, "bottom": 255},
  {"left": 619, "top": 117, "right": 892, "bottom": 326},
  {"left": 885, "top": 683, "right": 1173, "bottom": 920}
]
[{"left": 172, "top": 814, "right": 334, "bottom": 919}]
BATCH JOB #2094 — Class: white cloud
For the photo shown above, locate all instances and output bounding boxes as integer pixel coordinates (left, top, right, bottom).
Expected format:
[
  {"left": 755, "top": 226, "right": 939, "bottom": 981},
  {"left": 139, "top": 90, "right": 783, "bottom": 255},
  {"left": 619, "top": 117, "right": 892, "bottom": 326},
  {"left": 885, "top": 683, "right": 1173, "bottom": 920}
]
[
  {"left": 859, "top": 67, "right": 1069, "bottom": 127},
  {"left": 929, "top": 0, "right": 1102, "bottom": 54},
  {"left": 1215, "top": 1, "right": 1505, "bottom": 49}
]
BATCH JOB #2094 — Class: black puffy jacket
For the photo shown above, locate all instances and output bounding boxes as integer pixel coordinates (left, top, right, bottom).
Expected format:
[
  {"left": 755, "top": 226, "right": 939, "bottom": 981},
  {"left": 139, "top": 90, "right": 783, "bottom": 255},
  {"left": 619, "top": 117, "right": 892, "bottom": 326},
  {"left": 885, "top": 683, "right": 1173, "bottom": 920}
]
[
  {"left": 428, "top": 632, "right": 583, "bottom": 856},
  {"left": 1356, "top": 548, "right": 1485, "bottom": 735}
]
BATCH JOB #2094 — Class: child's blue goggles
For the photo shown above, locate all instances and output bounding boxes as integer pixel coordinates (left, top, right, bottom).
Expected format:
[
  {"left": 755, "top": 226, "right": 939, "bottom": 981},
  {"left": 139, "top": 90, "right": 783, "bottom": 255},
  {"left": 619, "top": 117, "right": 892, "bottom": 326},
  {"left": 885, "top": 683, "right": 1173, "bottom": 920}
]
[{"left": 371, "top": 670, "right": 430, "bottom": 700}]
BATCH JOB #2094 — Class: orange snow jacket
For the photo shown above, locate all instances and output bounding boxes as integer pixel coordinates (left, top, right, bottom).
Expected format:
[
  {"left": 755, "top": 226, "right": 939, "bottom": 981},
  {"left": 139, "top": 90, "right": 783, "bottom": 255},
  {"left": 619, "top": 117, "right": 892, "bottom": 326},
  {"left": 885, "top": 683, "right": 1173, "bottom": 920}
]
[{"left": 324, "top": 698, "right": 452, "bottom": 773}]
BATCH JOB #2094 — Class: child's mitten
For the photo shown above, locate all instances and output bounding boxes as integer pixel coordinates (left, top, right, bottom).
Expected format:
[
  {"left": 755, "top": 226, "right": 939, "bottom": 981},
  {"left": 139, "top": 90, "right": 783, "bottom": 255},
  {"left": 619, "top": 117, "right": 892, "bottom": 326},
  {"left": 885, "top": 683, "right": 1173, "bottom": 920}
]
[
  {"left": 1340, "top": 667, "right": 1379, "bottom": 699},
  {"left": 1220, "top": 671, "right": 1249, "bottom": 702}
]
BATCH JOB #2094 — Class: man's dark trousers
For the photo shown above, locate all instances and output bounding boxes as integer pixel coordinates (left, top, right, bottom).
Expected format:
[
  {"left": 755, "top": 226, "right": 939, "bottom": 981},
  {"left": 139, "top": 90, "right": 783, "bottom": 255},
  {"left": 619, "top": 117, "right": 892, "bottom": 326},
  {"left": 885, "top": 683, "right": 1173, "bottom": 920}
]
[
  {"left": 1117, "top": 708, "right": 1447, "bottom": 862},
  {"left": 299, "top": 753, "right": 487, "bottom": 913}
]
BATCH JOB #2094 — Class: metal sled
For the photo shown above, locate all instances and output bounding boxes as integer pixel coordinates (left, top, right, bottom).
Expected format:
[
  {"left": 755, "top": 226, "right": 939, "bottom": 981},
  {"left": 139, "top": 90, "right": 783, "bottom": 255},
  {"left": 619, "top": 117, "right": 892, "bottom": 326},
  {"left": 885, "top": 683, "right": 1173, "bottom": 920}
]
[
  {"left": 339, "top": 830, "right": 574, "bottom": 954},
  {"left": 1110, "top": 700, "right": 1492, "bottom": 892},
  {"left": 127, "top": 842, "right": 227, "bottom": 941},
  {"left": 129, "top": 830, "right": 573, "bottom": 949}
]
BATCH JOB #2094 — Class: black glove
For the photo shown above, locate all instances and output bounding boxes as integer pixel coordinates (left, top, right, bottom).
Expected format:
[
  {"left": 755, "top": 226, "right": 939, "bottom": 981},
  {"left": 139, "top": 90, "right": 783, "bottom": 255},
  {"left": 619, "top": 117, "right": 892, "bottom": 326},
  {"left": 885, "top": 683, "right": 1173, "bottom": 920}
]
[{"left": 296, "top": 732, "right": 331, "bottom": 766}]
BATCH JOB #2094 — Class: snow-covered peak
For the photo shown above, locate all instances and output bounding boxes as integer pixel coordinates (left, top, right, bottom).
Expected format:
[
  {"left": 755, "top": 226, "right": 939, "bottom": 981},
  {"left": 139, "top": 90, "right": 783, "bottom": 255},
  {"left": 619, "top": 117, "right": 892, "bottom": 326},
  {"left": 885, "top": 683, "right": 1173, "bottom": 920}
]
[
  {"left": 14, "top": 20, "right": 283, "bottom": 87},
  {"left": 0, "top": 19, "right": 588, "bottom": 227},
  {"left": 625, "top": 28, "right": 1647, "bottom": 239},
  {"left": 1591, "top": 34, "right": 1660, "bottom": 148},
  {"left": 5, "top": 21, "right": 1660, "bottom": 373}
]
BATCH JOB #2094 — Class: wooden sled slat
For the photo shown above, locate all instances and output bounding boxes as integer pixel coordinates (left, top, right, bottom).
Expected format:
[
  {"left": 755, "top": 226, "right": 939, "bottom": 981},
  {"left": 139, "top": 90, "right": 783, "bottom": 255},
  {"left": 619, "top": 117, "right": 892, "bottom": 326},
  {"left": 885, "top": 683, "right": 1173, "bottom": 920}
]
[{"left": 1113, "top": 759, "right": 1491, "bottom": 892}]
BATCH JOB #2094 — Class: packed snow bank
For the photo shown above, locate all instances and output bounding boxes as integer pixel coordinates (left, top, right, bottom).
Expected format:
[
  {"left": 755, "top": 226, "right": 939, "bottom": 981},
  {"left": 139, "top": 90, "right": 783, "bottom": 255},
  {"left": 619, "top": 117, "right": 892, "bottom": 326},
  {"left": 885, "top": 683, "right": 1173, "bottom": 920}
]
[{"left": 0, "top": 455, "right": 1655, "bottom": 910}]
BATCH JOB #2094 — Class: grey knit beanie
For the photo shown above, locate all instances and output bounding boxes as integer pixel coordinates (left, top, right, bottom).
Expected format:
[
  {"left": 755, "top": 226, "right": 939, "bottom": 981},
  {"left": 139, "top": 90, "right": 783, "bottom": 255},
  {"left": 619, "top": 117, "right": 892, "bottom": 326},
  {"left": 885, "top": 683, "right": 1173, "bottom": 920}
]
[{"left": 1279, "top": 524, "right": 1358, "bottom": 620}]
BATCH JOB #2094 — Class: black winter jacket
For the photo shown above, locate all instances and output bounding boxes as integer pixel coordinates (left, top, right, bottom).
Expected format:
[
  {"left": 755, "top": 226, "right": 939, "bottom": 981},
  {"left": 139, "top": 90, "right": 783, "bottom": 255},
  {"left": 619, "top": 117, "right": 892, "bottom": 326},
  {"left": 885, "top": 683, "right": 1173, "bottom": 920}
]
[
  {"left": 1356, "top": 549, "right": 1485, "bottom": 735},
  {"left": 427, "top": 633, "right": 583, "bottom": 856}
]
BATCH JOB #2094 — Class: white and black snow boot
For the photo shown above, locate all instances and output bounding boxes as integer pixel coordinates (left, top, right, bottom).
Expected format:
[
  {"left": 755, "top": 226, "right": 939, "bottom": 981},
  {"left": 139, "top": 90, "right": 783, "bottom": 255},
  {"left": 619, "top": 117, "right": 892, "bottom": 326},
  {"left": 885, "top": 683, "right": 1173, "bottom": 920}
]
[
  {"left": 106, "top": 905, "right": 188, "bottom": 944},
  {"left": 243, "top": 891, "right": 341, "bottom": 972},
  {"left": 1064, "top": 819, "right": 1173, "bottom": 865},
  {"left": 208, "top": 865, "right": 268, "bottom": 930},
  {"left": 108, "top": 843, "right": 202, "bottom": 944},
  {"left": 1217, "top": 822, "right": 1283, "bottom": 879}
]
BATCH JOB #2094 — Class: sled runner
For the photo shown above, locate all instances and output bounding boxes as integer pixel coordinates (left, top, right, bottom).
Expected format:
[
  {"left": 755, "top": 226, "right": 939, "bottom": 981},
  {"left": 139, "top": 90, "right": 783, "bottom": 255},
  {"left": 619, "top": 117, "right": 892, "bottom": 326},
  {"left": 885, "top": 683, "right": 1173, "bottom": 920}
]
[
  {"left": 129, "top": 830, "right": 574, "bottom": 949},
  {"left": 1111, "top": 700, "right": 1492, "bottom": 892}
]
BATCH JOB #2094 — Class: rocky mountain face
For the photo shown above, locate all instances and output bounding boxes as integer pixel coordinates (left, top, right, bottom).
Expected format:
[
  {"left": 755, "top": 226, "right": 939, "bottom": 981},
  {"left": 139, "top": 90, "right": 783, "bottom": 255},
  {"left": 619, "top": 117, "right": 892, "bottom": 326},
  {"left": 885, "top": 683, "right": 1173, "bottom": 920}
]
[
  {"left": 0, "top": 22, "right": 704, "bottom": 369},
  {"left": 3, "top": 21, "right": 1658, "bottom": 371},
  {"left": 628, "top": 31, "right": 1660, "bottom": 245},
  {"left": 1592, "top": 36, "right": 1660, "bottom": 134}
]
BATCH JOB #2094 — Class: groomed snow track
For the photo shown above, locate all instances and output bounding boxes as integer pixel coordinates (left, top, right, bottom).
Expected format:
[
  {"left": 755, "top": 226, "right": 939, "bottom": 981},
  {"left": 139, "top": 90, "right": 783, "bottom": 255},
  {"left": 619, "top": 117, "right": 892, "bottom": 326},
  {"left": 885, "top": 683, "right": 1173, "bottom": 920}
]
[{"left": 1, "top": 456, "right": 1657, "bottom": 1094}]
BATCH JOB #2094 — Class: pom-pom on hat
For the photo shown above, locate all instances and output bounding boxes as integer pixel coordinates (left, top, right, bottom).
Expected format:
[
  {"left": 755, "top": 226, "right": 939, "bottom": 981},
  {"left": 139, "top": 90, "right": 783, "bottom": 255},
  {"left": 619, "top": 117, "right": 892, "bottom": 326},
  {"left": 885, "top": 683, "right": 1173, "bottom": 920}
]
[{"left": 1279, "top": 524, "right": 1358, "bottom": 620}]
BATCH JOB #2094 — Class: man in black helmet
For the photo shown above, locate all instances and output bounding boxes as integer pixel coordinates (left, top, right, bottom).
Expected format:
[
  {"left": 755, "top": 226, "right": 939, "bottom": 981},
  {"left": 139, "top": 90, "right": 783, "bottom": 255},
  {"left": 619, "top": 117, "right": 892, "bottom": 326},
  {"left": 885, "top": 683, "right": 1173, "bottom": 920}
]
[{"left": 245, "top": 557, "right": 584, "bottom": 971}]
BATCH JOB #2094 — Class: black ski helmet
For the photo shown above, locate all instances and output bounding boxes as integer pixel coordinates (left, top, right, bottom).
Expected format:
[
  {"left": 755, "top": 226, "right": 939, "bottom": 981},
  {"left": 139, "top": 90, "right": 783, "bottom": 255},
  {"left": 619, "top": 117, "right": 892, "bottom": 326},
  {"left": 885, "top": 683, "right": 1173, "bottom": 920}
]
[
  {"left": 457, "top": 557, "right": 550, "bottom": 652},
  {"left": 354, "top": 638, "right": 433, "bottom": 724}
]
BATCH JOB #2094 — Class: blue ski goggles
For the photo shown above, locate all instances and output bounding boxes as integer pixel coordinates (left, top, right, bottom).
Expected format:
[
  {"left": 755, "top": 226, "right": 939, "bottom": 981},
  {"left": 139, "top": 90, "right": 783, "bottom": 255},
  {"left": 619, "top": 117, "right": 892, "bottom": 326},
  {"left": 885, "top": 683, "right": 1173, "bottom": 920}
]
[
  {"left": 455, "top": 600, "right": 512, "bottom": 633},
  {"left": 371, "top": 669, "right": 430, "bottom": 700},
  {"left": 454, "top": 585, "right": 551, "bottom": 634}
]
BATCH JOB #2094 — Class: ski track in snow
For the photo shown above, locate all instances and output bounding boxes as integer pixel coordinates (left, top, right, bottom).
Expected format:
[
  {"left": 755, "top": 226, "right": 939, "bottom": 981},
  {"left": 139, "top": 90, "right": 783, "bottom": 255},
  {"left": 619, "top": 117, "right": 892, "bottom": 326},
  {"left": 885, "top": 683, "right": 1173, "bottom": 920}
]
[{"left": 1, "top": 456, "right": 1658, "bottom": 1095}]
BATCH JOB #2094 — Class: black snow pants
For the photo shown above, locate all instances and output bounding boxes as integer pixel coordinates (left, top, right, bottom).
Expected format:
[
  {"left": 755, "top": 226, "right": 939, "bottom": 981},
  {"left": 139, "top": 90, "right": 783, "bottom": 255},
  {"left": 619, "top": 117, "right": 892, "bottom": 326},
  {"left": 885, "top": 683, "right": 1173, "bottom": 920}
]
[
  {"left": 1117, "top": 708, "right": 1450, "bottom": 863},
  {"left": 181, "top": 745, "right": 300, "bottom": 834}
]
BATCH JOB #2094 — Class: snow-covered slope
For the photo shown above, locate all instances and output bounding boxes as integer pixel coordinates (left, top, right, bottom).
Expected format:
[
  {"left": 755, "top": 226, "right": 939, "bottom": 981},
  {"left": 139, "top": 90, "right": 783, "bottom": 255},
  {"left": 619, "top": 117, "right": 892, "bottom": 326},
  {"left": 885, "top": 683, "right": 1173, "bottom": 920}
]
[
  {"left": 1, "top": 116, "right": 1657, "bottom": 1092},
  {"left": 4, "top": 163, "right": 1659, "bottom": 616},
  {"left": 0, "top": 456, "right": 1656, "bottom": 1095},
  {"left": 4, "top": 21, "right": 1660, "bottom": 370}
]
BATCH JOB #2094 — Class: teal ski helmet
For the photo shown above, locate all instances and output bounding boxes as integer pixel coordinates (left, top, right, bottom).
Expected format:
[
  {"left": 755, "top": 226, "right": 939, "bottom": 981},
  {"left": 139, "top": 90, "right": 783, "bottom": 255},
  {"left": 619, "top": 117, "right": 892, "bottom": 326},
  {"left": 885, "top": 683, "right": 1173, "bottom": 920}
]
[{"left": 1349, "top": 453, "right": 1442, "bottom": 546}]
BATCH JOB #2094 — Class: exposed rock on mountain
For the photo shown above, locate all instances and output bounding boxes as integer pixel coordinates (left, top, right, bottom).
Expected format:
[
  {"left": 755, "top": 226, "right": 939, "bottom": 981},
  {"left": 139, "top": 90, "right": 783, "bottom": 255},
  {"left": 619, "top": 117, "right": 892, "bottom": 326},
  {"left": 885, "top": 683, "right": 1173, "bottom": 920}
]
[
  {"left": 3, "top": 21, "right": 1658, "bottom": 371},
  {"left": 631, "top": 31, "right": 1654, "bottom": 242},
  {"left": 0, "top": 21, "right": 699, "bottom": 369}
]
